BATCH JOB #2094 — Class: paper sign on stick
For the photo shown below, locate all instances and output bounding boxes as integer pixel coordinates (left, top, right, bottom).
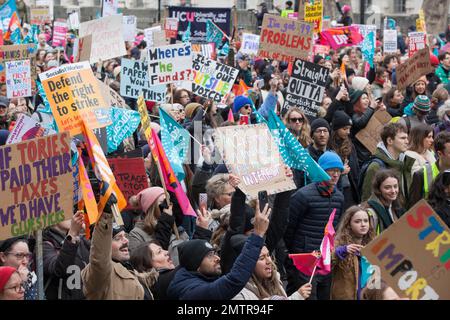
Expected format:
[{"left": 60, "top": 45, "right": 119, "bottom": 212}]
[
  {"left": 5, "top": 59, "right": 31, "bottom": 98},
  {"left": 240, "top": 33, "right": 260, "bottom": 56}
]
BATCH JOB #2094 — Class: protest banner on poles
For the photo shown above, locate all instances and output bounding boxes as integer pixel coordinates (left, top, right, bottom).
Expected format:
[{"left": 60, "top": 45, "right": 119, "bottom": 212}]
[
  {"left": 240, "top": 33, "right": 260, "bottom": 56},
  {"left": 79, "top": 14, "right": 126, "bottom": 63},
  {"left": 192, "top": 53, "right": 238, "bottom": 103},
  {"left": 108, "top": 157, "right": 149, "bottom": 210},
  {"left": 120, "top": 58, "right": 167, "bottom": 102},
  {"left": 361, "top": 200, "right": 450, "bottom": 300},
  {"left": 258, "top": 14, "right": 313, "bottom": 63},
  {"left": 0, "top": 132, "right": 73, "bottom": 240},
  {"left": 0, "top": 44, "right": 36, "bottom": 84},
  {"left": 215, "top": 123, "right": 296, "bottom": 200},
  {"left": 164, "top": 17, "right": 179, "bottom": 39},
  {"left": 283, "top": 59, "right": 329, "bottom": 118},
  {"left": 123, "top": 16, "right": 137, "bottom": 42},
  {"left": 147, "top": 43, "right": 193, "bottom": 86},
  {"left": 408, "top": 32, "right": 426, "bottom": 57},
  {"left": 168, "top": 6, "right": 231, "bottom": 43},
  {"left": 304, "top": 0, "right": 323, "bottom": 34},
  {"left": 30, "top": 6, "right": 52, "bottom": 25},
  {"left": 355, "top": 110, "right": 392, "bottom": 154},
  {"left": 6, "top": 114, "right": 55, "bottom": 144},
  {"left": 319, "top": 26, "right": 363, "bottom": 50},
  {"left": 396, "top": 47, "right": 434, "bottom": 91},
  {"left": 5, "top": 59, "right": 31, "bottom": 98},
  {"left": 383, "top": 30, "right": 398, "bottom": 54},
  {"left": 39, "top": 61, "right": 111, "bottom": 136},
  {"left": 52, "top": 19, "right": 68, "bottom": 48}
]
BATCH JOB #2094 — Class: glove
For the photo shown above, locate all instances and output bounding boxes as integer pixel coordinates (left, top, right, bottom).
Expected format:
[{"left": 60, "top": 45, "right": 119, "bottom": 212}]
[{"left": 103, "top": 193, "right": 118, "bottom": 214}]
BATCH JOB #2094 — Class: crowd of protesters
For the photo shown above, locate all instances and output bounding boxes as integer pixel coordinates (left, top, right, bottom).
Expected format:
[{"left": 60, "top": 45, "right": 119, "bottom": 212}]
[{"left": 1, "top": 1, "right": 450, "bottom": 301}]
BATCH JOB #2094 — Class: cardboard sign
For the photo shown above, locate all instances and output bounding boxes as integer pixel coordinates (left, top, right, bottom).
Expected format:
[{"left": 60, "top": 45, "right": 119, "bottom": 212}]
[
  {"left": 120, "top": 58, "right": 167, "bottom": 102},
  {"left": 361, "top": 200, "right": 450, "bottom": 300},
  {"left": 0, "top": 133, "right": 73, "bottom": 240},
  {"left": 408, "top": 32, "right": 426, "bottom": 58},
  {"left": 6, "top": 114, "right": 55, "bottom": 144},
  {"left": 79, "top": 14, "right": 127, "bottom": 63},
  {"left": 192, "top": 43, "right": 216, "bottom": 60},
  {"left": 0, "top": 44, "right": 36, "bottom": 84},
  {"left": 73, "top": 35, "right": 92, "bottom": 63},
  {"left": 383, "top": 30, "right": 398, "bottom": 54},
  {"left": 98, "top": 80, "right": 129, "bottom": 109},
  {"left": 240, "top": 33, "right": 260, "bottom": 56},
  {"left": 5, "top": 59, "right": 31, "bottom": 98},
  {"left": 282, "top": 59, "right": 329, "bottom": 118},
  {"left": 123, "top": 15, "right": 137, "bottom": 42},
  {"left": 52, "top": 19, "right": 68, "bottom": 48},
  {"left": 304, "top": 0, "right": 323, "bottom": 33},
  {"left": 355, "top": 110, "right": 392, "bottom": 154},
  {"left": 258, "top": 14, "right": 313, "bottom": 63},
  {"left": 147, "top": 42, "right": 193, "bottom": 86},
  {"left": 108, "top": 157, "right": 149, "bottom": 210},
  {"left": 30, "top": 6, "right": 52, "bottom": 25},
  {"left": 168, "top": 6, "right": 231, "bottom": 43},
  {"left": 192, "top": 53, "right": 239, "bottom": 103},
  {"left": 164, "top": 17, "right": 179, "bottom": 39},
  {"left": 396, "top": 47, "right": 434, "bottom": 91},
  {"left": 214, "top": 123, "right": 296, "bottom": 200},
  {"left": 39, "top": 61, "right": 111, "bottom": 136}
]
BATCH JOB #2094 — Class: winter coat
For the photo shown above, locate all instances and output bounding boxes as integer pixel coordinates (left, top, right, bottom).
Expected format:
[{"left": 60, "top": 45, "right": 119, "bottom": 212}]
[
  {"left": 331, "top": 246, "right": 359, "bottom": 300},
  {"left": 151, "top": 267, "right": 178, "bottom": 300},
  {"left": 432, "top": 204, "right": 450, "bottom": 228},
  {"left": 167, "top": 233, "right": 264, "bottom": 300},
  {"left": 404, "top": 150, "right": 436, "bottom": 176},
  {"left": 435, "top": 64, "right": 450, "bottom": 84},
  {"left": 366, "top": 194, "right": 406, "bottom": 235},
  {"left": 351, "top": 106, "right": 376, "bottom": 166},
  {"left": 81, "top": 212, "right": 158, "bottom": 300},
  {"left": 42, "top": 228, "right": 91, "bottom": 300}
]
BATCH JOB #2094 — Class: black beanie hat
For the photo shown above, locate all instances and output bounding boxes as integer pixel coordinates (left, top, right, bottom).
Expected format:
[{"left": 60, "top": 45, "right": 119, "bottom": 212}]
[
  {"left": 178, "top": 240, "right": 215, "bottom": 271},
  {"left": 332, "top": 111, "right": 353, "bottom": 131},
  {"left": 310, "top": 118, "right": 331, "bottom": 136},
  {"left": 350, "top": 89, "right": 365, "bottom": 105}
]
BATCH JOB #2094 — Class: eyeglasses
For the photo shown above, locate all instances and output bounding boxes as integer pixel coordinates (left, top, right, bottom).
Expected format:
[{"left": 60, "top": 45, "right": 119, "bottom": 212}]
[
  {"left": 314, "top": 129, "right": 329, "bottom": 134},
  {"left": 289, "top": 117, "right": 304, "bottom": 123},
  {"left": 327, "top": 168, "right": 342, "bottom": 175},
  {"left": 4, "top": 282, "right": 26, "bottom": 293},
  {"left": 243, "top": 105, "right": 251, "bottom": 109},
  {"left": 6, "top": 252, "right": 32, "bottom": 260}
]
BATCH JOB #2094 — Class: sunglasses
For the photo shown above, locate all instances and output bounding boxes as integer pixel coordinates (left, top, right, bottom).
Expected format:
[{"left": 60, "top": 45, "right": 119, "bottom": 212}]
[
  {"left": 289, "top": 117, "right": 304, "bottom": 123},
  {"left": 243, "top": 105, "right": 251, "bottom": 109}
]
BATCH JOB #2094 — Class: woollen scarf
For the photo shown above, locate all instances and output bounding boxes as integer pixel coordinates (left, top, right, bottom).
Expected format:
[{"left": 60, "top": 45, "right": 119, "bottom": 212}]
[{"left": 317, "top": 181, "right": 334, "bottom": 197}]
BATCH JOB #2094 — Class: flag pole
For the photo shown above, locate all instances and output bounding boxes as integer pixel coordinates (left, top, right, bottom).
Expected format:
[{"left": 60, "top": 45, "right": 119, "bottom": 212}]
[{"left": 308, "top": 259, "right": 319, "bottom": 284}]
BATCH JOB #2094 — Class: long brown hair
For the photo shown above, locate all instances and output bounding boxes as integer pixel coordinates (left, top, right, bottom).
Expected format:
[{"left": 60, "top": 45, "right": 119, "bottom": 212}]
[
  {"left": 371, "top": 169, "right": 404, "bottom": 208},
  {"left": 329, "top": 129, "right": 353, "bottom": 160},
  {"left": 283, "top": 107, "right": 312, "bottom": 147},
  {"left": 129, "top": 196, "right": 162, "bottom": 235},
  {"left": 408, "top": 123, "right": 433, "bottom": 154}
]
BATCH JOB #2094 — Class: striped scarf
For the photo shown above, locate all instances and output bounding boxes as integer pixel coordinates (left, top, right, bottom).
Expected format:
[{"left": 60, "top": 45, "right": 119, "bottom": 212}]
[{"left": 317, "top": 181, "right": 334, "bottom": 197}]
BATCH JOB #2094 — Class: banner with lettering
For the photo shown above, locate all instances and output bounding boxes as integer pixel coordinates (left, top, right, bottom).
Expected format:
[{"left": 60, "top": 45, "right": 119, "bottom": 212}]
[
  {"left": 319, "top": 26, "right": 363, "bottom": 50},
  {"left": 0, "top": 133, "right": 73, "bottom": 240},
  {"left": 164, "top": 17, "right": 179, "bottom": 39},
  {"left": 408, "top": 32, "right": 426, "bottom": 57},
  {"left": 192, "top": 43, "right": 216, "bottom": 60},
  {"left": 383, "top": 30, "right": 398, "bottom": 54},
  {"left": 52, "top": 19, "right": 68, "bottom": 48},
  {"left": 122, "top": 16, "right": 137, "bottom": 42},
  {"left": 30, "top": 6, "right": 52, "bottom": 25},
  {"left": 352, "top": 24, "right": 377, "bottom": 49},
  {"left": 240, "top": 33, "right": 260, "bottom": 56},
  {"left": 0, "top": 44, "right": 36, "bottom": 84},
  {"left": 396, "top": 47, "right": 434, "bottom": 91},
  {"left": 5, "top": 59, "right": 31, "bottom": 98},
  {"left": 304, "top": 0, "right": 323, "bottom": 34}
]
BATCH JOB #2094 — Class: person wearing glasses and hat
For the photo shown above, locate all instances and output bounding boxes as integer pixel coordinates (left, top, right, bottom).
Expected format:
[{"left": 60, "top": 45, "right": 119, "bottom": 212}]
[{"left": 0, "top": 266, "right": 24, "bottom": 300}]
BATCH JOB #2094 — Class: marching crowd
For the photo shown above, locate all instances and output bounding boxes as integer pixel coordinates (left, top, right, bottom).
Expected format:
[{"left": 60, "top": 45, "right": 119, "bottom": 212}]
[{"left": 1, "top": 2, "right": 450, "bottom": 302}]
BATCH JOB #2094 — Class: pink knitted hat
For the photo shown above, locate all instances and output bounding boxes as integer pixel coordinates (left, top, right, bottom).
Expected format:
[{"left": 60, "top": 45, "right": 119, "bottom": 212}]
[{"left": 137, "top": 187, "right": 165, "bottom": 213}]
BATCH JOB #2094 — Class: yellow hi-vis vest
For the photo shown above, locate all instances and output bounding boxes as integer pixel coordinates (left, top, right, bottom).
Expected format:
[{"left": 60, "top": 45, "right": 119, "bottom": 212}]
[{"left": 423, "top": 162, "right": 440, "bottom": 199}]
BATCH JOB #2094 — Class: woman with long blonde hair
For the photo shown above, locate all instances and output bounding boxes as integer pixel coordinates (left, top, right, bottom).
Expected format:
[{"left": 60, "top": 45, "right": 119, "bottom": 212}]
[{"left": 283, "top": 107, "right": 312, "bottom": 147}]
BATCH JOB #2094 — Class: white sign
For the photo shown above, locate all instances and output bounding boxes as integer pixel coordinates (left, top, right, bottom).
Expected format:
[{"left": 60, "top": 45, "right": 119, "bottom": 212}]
[
  {"left": 144, "top": 26, "right": 162, "bottom": 48},
  {"left": 68, "top": 11, "right": 80, "bottom": 30},
  {"left": 102, "top": 0, "right": 119, "bottom": 17},
  {"left": 122, "top": 15, "right": 137, "bottom": 42},
  {"left": 5, "top": 59, "right": 32, "bottom": 98},
  {"left": 240, "top": 33, "right": 260, "bottom": 56},
  {"left": 36, "top": 0, "right": 54, "bottom": 20},
  {"left": 383, "top": 30, "right": 398, "bottom": 54}
]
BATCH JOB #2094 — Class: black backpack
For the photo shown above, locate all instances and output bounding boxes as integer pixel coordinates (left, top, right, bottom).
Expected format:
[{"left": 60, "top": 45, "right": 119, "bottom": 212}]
[{"left": 358, "top": 157, "right": 387, "bottom": 191}]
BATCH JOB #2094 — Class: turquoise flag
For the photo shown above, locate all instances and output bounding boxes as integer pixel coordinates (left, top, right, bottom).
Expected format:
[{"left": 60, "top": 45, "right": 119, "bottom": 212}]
[
  {"left": 206, "top": 19, "right": 223, "bottom": 49},
  {"left": 361, "top": 32, "right": 375, "bottom": 68},
  {"left": 219, "top": 41, "right": 229, "bottom": 56},
  {"left": 267, "top": 109, "right": 330, "bottom": 182},
  {"left": 360, "top": 256, "right": 375, "bottom": 288},
  {"left": 106, "top": 107, "right": 141, "bottom": 153},
  {"left": 10, "top": 27, "right": 21, "bottom": 44},
  {"left": 182, "top": 22, "right": 191, "bottom": 43},
  {"left": 159, "top": 107, "right": 191, "bottom": 181},
  {"left": 22, "top": 25, "right": 39, "bottom": 44},
  {"left": 0, "top": 0, "right": 17, "bottom": 32}
]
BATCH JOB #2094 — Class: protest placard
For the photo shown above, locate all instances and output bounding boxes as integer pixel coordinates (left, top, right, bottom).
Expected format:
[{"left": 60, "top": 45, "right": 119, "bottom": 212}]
[
  {"left": 6, "top": 114, "right": 55, "bottom": 144},
  {"left": 123, "top": 15, "right": 137, "bottom": 42},
  {"left": 79, "top": 14, "right": 126, "bottom": 63},
  {"left": 120, "top": 58, "right": 167, "bottom": 102},
  {"left": 361, "top": 200, "right": 450, "bottom": 300},
  {"left": 396, "top": 47, "right": 434, "bottom": 91},
  {"left": 319, "top": 26, "right": 363, "bottom": 50},
  {"left": 108, "top": 157, "right": 149, "bottom": 210},
  {"left": 408, "top": 32, "right": 426, "bottom": 57},
  {"left": 147, "top": 43, "right": 193, "bottom": 86},
  {"left": 240, "top": 33, "right": 260, "bottom": 56},
  {"left": 73, "top": 35, "right": 92, "bottom": 63},
  {"left": 68, "top": 10, "right": 80, "bottom": 30},
  {"left": 168, "top": 6, "right": 231, "bottom": 43},
  {"left": 5, "top": 59, "right": 31, "bottom": 98},
  {"left": 30, "top": 6, "right": 52, "bottom": 25},
  {"left": 98, "top": 80, "right": 129, "bottom": 109},
  {"left": 383, "top": 30, "right": 398, "bottom": 54},
  {"left": 106, "top": 107, "right": 141, "bottom": 153},
  {"left": 192, "top": 53, "right": 238, "bottom": 103},
  {"left": 282, "top": 59, "right": 329, "bottom": 118},
  {"left": 0, "top": 44, "right": 36, "bottom": 84},
  {"left": 304, "top": 0, "right": 323, "bottom": 34},
  {"left": 102, "top": 0, "right": 119, "bottom": 17},
  {"left": 164, "top": 17, "right": 179, "bottom": 39},
  {"left": 214, "top": 123, "right": 296, "bottom": 200},
  {"left": 52, "top": 19, "right": 68, "bottom": 48},
  {"left": 39, "top": 61, "right": 111, "bottom": 136},
  {"left": 313, "top": 44, "right": 330, "bottom": 57},
  {"left": 258, "top": 14, "right": 313, "bottom": 63},
  {"left": 355, "top": 110, "right": 392, "bottom": 154},
  {"left": 36, "top": 0, "right": 53, "bottom": 19},
  {"left": 144, "top": 26, "right": 162, "bottom": 47},
  {"left": 0, "top": 132, "right": 73, "bottom": 240},
  {"left": 192, "top": 43, "right": 216, "bottom": 60}
]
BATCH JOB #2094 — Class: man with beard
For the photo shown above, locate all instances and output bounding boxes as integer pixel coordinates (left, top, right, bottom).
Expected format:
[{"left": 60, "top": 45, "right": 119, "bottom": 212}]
[
  {"left": 81, "top": 196, "right": 158, "bottom": 300},
  {"left": 308, "top": 118, "right": 331, "bottom": 162}
]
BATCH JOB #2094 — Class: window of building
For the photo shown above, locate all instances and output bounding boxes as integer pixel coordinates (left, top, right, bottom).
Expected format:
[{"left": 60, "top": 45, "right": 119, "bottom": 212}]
[
  {"left": 237, "top": 0, "right": 246, "bottom": 10},
  {"left": 393, "top": 0, "right": 406, "bottom": 13}
]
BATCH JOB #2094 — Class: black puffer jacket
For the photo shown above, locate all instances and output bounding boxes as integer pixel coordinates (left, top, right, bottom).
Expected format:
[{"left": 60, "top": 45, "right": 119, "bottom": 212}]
[{"left": 284, "top": 183, "right": 344, "bottom": 254}]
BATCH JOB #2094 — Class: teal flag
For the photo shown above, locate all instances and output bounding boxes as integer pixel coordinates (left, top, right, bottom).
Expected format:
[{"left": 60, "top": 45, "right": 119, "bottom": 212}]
[
  {"left": 37, "top": 81, "right": 52, "bottom": 114},
  {"left": 159, "top": 107, "right": 191, "bottom": 181},
  {"left": 206, "top": 19, "right": 223, "bottom": 49},
  {"left": 22, "top": 25, "right": 39, "bottom": 44},
  {"left": 361, "top": 32, "right": 375, "bottom": 68},
  {"left": 218, "top": 41, "right": 229, "bottom": 56},
  {"left": 182, "top": 22, "right": 191, "bottom": 43},
  {"left": 0, "top": 0, "right": 17, "bottom": 32},
  {"left": 10, "top": 27, "right": 21, "bottom": 44},
  {"left": 360, "top": 256, "right": 375, "bottom": 288},
  {"left": 106, "top": 107, "right": 141, "bottom": 153},
  {"left": 266, "top": 109, "right": 330, "bottom": 182},
  {"left": 250, "top": 100, "right": 267, "bottom": 124}
]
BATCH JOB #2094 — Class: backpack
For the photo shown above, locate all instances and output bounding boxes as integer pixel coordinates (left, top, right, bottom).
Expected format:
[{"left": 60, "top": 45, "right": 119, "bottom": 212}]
[{"left": 358, "top": 157, "right": 387, "bottom": 191}]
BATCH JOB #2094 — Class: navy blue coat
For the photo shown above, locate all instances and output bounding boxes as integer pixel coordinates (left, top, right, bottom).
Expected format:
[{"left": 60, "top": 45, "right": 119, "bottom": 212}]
[
  {"left": 167, "top": 234, "right": 264, "bottom": 300},
  {"left": 284, "top": 183, "right": 344, "bottom": 254}
]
